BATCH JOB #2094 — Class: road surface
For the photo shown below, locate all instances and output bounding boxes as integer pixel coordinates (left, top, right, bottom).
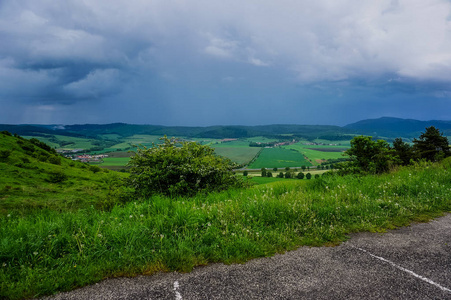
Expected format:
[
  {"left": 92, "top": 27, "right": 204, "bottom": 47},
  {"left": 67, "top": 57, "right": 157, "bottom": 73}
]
[{"left": 42, "top": 214, "right": 451, "bottom": 299}]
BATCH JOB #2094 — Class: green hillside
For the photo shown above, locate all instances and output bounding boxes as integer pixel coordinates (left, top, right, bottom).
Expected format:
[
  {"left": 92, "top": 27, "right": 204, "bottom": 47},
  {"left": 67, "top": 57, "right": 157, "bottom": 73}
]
[
  {"left": 345, "top": 117, "right": 451, "bottom": 139},
  {"left": 0, "top": 132, "right": 126, "bottom": 214}
]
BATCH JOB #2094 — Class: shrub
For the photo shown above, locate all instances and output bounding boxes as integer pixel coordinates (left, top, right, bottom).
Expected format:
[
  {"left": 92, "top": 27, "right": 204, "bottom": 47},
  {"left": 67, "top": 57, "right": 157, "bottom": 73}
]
[
  {"left": 48, "top": 155, "right": 62, "bottom": 165},
  {"left": 0, "top": 149, "right": 11, "bottom": 159},
  {"left": 243, "top": 170, "right": 248, "bottom": 176},
  {"left": 48, "top": 171, "right": 67, "bottom": 183},
  {"left": 306, "top": 173, "right": 312, "bottom": 180},
  {"left": 89, "top": 165, "right": 101, "bottom": 173},
  {"left": 127, "top": 136, "right": 245, "bottom": 198},
  {"left": 20, "top": 143, "right": 35, "bottom": 153},
  {"left": 297, "top": 172, "right": 304, "bottom": 179},
  {"left": 29, "top": 138, "right": 56, "bottom": 154}
]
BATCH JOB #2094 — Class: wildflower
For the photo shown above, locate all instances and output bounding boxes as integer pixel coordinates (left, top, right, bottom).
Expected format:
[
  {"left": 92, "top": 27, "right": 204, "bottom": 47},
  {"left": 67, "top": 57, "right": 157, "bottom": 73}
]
[
  {"left": 97, "top": 234, "right": 102, "bottom": 238},
  {"left": 140, "top": 214, "right": 144, "bottom": 218},
  {"left": 129, "top": 215, "right": 133, "bottom": 219},
  {"left": 2, "top": 263, "right": 6, "bottom": 267},
  {"left": 160, "top": 234, "right": 164, "bottom": 239},
  {"left": 101, "top": 220, "right": 104, "bottom": 224},
  {"left": 33, "top": 251, "right": 38, "bottom": 255}
]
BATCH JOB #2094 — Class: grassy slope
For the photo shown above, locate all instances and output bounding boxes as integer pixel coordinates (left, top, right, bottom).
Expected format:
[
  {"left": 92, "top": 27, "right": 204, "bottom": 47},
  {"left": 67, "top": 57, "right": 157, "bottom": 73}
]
[
  {"left": 0, "top": 133, "right": 126, "bottom": 213},
  {"left": 2, "top": 159, "right": 451, "bottom": 299},
  {"left": 22, "top": 135, "right": 99, "bottom": 150},
  {"left": 1, "top": 132, "right": 451, "bottom": 299}
]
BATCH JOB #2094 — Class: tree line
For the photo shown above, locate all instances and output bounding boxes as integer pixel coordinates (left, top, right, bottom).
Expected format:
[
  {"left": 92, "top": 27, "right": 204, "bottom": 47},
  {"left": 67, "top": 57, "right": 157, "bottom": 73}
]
[{"left": 338, "top": 126, "right": 450, "bottom": 174}]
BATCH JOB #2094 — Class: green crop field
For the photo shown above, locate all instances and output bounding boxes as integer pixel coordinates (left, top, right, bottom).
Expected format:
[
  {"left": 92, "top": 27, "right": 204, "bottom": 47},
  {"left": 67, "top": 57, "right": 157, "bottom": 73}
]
[
  {"left": 213, "top": 147, "right": 261, "bottom": 165},
  {"left": 284, "top": 143, "right": 349, "bottom": 164},
  {"left": 248, "top": 147, "right": 312, "bottom": 169},
  {"left": 123, "top": 135, "right": 163, "bottom": 147},
  {"left": 212, "top": 140, "right": 251, "bottom": 148}
]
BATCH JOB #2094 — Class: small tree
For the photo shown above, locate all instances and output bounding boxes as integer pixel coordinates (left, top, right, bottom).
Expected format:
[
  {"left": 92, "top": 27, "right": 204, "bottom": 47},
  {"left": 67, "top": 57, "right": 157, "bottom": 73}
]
[
  {"left": 261, "top": 168, "right": 267, "bottom": 177},
  {"left": 306, "top": 173, "right": 312, "bottom": 179},
  {"left": 273, "top": 167, "right": 278, "bottom": 172},
  {"left": 413, "top": 126, "right": 450, "bottom": 161},
  {"left": 297, "top": 172, "right": 304, "bottom": 179},
  {"left": 127, "top": 137, "right": 244, "bottom": 198},
  {"left": 301, "top": 165, "right": 306, "bottom": 171},
  {"left": 243, "top": 170, "right": 248, "bottom": 176},
  {"left": 277, "top": 172, "right": 284, "bottom": 178},
  {"left": 344, "top": 136, "right": 397, "bottom": 174},
  {"left": 284, "top": 171, "right": 292, "bottom": 179},
  {"left": 266, "top": 171, "right": 273, "bottom": 177},
  {"left": 285, "top": 167, "right": 290, "bottom": 171},
  {"left": 392, "top": 138, "right": 413, "bottom": 166}
]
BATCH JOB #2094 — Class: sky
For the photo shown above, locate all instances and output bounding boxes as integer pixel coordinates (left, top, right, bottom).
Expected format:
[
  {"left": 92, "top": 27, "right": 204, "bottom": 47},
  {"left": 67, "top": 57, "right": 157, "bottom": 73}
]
[{"left": 1, "top": 0, "right": 451, "bottom": 126}]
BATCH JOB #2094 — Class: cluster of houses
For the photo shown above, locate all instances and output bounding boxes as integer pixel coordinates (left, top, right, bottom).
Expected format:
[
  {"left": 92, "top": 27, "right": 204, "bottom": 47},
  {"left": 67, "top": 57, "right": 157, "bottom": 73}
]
[
  {"left": 58, "top": 152, "right": 109, "bottom": 163},
  {"left": 72, "top": 154, "right": 108, "bottom": 163}
]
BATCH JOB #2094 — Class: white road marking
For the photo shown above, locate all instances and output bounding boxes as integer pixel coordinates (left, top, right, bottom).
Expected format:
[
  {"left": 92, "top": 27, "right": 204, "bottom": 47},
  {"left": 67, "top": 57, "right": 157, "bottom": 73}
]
[
  {"left": 356, "top": 247, "right": 451, "bottom": 293},
  {"left": 174, "top": 281, "right": 182, "bottom": 300}
]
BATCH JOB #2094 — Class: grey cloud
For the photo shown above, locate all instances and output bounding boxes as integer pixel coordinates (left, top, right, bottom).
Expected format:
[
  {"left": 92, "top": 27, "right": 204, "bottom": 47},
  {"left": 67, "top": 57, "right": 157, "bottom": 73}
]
[{"left": 0, "top": 0, "right": 450, "bottom": 125}]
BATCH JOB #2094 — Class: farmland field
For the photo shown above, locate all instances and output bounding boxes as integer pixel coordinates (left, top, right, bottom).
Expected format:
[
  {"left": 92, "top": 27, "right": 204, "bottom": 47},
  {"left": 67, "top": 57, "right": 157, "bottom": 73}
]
[
  {"left": 123, "top": 135, "right": 162, "bottom": 147},
  {"left": 248, "top": 147, "right": 312, "bottom": 169},
  {"left": 213, "top": 147, "right": 261, "bottom": 165},
  {"left": 22, "top": 135, "right": 98, "bottom": 150},
  {"left": 101, "top": 157, "right": 131, "bottom": 167},
  {"left": 212, "top": 140, "right": 251, "bottom": 148},
  {"left": 284, "top": 142, "right": 348, "bottom": 164}
]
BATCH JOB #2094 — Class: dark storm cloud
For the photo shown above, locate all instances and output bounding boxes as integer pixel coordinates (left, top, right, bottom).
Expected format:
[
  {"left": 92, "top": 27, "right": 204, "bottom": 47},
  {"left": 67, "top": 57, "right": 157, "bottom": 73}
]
[{"left": 1, "top": 0, "right": 451, "bottom": 124}]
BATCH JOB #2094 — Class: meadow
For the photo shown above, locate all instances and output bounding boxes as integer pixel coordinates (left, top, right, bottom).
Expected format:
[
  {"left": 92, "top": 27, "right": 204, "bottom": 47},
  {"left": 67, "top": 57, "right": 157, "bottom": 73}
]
[
  {"left": 1, "top": 158, "right": 451, "bottom": 299},
  {"left": 1, "top": 131, "right": 451, "bottom": 299},
  {"left": 248, "top": 147, "right": 312, "bottom": 169}
]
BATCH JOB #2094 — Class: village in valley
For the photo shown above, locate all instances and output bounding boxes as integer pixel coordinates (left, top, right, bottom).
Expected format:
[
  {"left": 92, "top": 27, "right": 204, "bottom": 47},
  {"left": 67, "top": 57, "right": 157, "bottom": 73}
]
[{"left": 57, "top": 149, "right": 109, "bottom": 163}]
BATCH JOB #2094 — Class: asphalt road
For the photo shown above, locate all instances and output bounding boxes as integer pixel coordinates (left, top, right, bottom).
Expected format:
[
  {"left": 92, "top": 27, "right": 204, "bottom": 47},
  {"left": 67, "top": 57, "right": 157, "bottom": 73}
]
[{"left": 42, "top": 214, "right": 451, "bottom": 300}]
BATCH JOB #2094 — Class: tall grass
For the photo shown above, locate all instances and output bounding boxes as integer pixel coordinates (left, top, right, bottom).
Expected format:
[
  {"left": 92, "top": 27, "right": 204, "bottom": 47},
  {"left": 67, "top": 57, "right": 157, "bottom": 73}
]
[{"left": 1, "top": 159, "right": 451, "bottom": 299}]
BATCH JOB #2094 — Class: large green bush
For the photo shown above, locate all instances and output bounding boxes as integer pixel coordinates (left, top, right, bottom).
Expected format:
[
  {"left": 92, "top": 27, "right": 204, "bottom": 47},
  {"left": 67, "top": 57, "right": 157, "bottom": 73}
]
[{"left": 127, "top": 137, "right": 245, "bottom": 197}]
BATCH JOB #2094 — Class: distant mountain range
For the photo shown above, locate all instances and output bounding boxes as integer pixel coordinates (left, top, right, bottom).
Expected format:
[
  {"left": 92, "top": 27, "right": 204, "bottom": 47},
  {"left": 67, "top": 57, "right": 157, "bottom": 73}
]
[
  {"left": 1, "top": 117, "right": 450, "bottom": 141},
  {"left": 344, "top": 117, "right": 451, "bottom": 139}
]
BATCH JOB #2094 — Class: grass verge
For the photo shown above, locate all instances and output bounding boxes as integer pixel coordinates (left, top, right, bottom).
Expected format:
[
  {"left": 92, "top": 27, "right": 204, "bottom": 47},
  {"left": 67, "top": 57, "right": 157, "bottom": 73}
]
[{"left": 1, "top": 160, "right": 451, "bottom": 299}]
